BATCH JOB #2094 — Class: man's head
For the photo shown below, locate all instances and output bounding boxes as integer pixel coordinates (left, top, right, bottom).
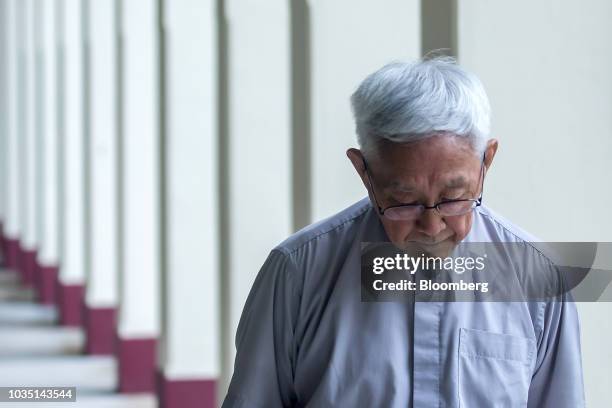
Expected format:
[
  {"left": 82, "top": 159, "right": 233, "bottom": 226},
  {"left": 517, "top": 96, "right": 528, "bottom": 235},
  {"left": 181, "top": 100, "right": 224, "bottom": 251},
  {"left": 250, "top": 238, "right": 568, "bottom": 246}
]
[{"left": 347, "top": 57, "right": 498, "bottom": 254}]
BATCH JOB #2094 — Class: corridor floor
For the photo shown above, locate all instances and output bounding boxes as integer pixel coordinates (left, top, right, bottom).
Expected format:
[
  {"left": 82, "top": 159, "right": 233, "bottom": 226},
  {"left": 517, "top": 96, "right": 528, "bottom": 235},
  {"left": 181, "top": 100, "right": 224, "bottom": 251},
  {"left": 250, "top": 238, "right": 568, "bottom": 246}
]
[{"left": 0, "top": 270, "right": 157, "bottom": 407}]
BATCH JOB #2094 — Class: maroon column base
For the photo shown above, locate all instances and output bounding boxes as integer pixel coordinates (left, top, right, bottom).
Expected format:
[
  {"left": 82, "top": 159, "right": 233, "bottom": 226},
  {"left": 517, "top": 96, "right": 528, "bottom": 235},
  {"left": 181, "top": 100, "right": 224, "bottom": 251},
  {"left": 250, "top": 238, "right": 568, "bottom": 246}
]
[
  {"left": 17, "top": 241, "right": 26, "bottom": 280},
  {"left": 38, "top": 265, "right": 59, "bottom": 305},
  {"left": 83, "top": 305, "right": 116, "bottom": 355},
  {"left": 116, "top": 335, "right": 157, "bottom": 393},
  {"left": 157, "top": 372, "right": 216, "bottom": 408},
  {"left": 4, "top": 238, "right": 20, "bottom": 271},
  {"left": 33, "top": 257, "right": 44, "bottom": 301},
  {"left": 20, "top": 248, "right": 37, "bottom": 287},
  {"left": 56, "top": 282, "right": 85, "bottom": 326},
  {"left": 0, "top": 222, "right": 5, "bottom": 267}
]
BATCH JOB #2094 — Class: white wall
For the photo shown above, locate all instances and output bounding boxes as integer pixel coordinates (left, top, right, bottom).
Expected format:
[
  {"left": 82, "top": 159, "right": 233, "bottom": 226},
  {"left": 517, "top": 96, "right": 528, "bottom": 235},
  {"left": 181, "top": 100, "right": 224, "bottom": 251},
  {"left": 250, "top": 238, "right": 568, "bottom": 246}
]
[
  {"left": 458, "top": 1, "right": 612, "bottom": 405},
  {"left": 309, "top": 0, "right": 421, "bottom": 221},
  {"left": 458, "top": 0, "right": 612, "bottom": 242}
]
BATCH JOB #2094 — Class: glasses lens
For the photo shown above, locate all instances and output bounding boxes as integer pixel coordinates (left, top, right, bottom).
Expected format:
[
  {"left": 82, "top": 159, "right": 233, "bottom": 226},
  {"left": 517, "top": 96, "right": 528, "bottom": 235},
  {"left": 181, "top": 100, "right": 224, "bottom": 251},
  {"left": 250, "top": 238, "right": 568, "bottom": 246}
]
[
  {"left": 437, "top": 200, "right": 476, "bottom": 216},
  {"left": 384, "top": 205, "right": 423, "bottom": 220}
]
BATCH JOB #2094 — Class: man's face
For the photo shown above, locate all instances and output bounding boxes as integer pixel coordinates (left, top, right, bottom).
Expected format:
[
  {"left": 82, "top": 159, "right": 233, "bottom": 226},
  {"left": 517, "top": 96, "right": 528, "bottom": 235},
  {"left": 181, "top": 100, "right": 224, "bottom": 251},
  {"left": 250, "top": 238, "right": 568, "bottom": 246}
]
[{"left": 348, "top": 135, "right": 497, "bottom": 255}]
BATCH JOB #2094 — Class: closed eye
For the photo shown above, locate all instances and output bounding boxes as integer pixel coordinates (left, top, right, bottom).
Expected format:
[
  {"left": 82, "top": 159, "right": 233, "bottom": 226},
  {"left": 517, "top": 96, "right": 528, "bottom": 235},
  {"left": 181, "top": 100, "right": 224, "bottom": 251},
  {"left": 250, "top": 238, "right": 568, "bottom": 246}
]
[
  {"left": 390, "top": 198, "right": 419, "bottom": 206},
  {"left": 441, "top": 190, "right": 469, "bottom": 201},
  {"left": 387, "top": 191, "right": 418, "bottom": 205}
]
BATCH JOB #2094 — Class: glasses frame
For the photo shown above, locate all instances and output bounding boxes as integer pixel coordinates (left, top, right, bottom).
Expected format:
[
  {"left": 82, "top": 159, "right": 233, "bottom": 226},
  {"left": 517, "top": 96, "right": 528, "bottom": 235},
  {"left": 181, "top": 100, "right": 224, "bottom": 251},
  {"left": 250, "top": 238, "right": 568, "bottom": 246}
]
[{"left": 363, "top": 152, "right": 487, "bottom": 220}]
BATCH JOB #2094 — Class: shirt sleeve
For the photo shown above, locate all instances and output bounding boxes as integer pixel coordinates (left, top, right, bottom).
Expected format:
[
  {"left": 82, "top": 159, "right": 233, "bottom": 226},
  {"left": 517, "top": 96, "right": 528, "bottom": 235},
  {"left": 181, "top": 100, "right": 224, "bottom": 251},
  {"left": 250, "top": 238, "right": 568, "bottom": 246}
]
[
  {"left": 527, "top": 291, "right": 586, "bottom": 408},
  {"left": 222, "top": 249, "right": 301, "bottom": 408}
]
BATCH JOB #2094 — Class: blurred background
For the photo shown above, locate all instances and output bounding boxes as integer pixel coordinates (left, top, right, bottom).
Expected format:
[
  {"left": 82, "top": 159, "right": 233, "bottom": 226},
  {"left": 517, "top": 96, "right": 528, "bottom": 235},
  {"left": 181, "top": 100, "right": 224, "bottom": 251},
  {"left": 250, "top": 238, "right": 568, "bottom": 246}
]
[{"left": 0, "top": 0, "right": 610, "bottom": 407}]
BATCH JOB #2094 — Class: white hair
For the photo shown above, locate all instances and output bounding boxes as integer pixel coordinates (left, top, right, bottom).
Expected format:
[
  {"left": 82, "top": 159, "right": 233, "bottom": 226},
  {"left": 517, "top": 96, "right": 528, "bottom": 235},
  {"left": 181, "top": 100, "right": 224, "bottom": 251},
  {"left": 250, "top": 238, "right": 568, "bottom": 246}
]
[{"left": 350, "top": 56, "right": 491, "bottom": 157}]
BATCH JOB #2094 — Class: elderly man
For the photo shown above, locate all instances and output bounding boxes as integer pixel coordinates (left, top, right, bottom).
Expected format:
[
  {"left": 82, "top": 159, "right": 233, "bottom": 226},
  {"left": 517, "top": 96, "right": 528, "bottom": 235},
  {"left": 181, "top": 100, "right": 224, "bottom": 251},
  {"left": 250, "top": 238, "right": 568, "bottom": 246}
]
[{"left": 222, "top": 57, "right": 585, "bottom": 407}]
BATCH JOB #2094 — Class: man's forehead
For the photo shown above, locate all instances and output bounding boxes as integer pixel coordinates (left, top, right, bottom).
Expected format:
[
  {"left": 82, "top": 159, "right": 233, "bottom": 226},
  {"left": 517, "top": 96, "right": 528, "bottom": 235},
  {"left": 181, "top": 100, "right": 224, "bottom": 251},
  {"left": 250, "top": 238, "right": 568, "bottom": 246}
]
[
  {"left": 371, "top": 135, "right": 482, "bottom": 190},
  {"left": 376, "top": 133, "right": 475, "bottom": 157},
  {"left": 389, "top": 174, "right": 471, "bottom": 192}
]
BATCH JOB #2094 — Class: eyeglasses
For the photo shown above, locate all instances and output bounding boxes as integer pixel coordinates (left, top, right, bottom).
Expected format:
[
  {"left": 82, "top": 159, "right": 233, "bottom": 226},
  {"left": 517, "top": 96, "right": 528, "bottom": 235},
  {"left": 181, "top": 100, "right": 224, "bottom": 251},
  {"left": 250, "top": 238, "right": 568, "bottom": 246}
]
[{"left": 363, "top": 153, "right": 486, "bottom": 221}]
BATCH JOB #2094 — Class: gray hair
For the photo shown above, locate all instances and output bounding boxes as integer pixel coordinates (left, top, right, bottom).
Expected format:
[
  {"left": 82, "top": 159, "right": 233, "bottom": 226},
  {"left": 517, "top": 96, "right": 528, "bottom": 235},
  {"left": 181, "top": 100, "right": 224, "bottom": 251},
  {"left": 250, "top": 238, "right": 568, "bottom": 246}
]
[{"left": 350, "top": 56, "right": 491, "bottom": 157}]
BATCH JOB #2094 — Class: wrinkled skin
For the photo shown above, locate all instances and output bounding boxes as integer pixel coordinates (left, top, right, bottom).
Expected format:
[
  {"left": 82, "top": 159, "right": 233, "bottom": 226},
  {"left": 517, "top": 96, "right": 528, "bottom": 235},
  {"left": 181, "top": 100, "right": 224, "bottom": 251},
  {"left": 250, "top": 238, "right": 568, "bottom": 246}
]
[{"left": 347, "top": 135, "right": 498, "bottom": 257}]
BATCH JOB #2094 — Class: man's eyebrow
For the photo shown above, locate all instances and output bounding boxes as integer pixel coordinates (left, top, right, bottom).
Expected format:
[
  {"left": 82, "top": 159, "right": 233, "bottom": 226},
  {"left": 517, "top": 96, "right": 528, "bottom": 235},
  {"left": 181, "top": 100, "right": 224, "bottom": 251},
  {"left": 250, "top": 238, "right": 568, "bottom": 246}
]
[
  {"left": 389, "top": 176, "right": 469, "bottom": 191},
  {"left": 445, "top": 177, "right": 469, "bottom": 189},
  {"left": 389, "top": 181, "right": 415, "bottom": 192}
]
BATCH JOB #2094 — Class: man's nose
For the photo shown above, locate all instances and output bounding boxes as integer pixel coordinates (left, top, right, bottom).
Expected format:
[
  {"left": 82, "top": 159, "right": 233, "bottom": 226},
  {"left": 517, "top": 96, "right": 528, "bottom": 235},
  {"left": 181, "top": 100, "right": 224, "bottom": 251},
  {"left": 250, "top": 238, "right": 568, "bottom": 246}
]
[{"left": 415, "top": 208, "right": 446, "bottom": 237}]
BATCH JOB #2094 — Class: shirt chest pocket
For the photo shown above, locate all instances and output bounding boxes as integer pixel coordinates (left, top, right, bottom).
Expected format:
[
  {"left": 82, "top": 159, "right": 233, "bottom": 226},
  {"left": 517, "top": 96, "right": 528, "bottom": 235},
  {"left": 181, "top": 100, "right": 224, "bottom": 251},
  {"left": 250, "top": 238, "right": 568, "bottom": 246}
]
[{"left": 458, "top": 328, "right": 536, "bottom": 408}]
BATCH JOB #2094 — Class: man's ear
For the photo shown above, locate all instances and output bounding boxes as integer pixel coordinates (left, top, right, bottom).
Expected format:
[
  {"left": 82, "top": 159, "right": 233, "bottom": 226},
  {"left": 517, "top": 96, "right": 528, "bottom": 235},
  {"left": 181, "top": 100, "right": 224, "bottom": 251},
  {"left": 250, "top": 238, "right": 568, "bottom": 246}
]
[
  {"left": 484, "top": 139, "right": 499, "bottom": 172},
  {"left": 346, "top": 148, "right": 369, "bottom": 188}
]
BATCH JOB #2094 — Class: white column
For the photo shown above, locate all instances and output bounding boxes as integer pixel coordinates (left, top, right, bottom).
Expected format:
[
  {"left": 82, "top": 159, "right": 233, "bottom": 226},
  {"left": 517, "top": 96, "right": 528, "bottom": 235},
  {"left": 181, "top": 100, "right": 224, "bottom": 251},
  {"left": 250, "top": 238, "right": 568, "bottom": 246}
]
[
  {"left": 157, "top": 1, "right": 218, "bottom": 405},
  {"left": 0, "top": 0, "right": 7, "bottom": 244},
  {"left": 308, "top": 0, "right": 421, "bottom": 221},
  {"left": 33, "top": 0, "right": 44, "bottom": 274},
  {"left": 3, "top": 0, "right": 21, "bottom": 269},
  {"left": 221, "top": 0, "right": 292, "bottom": 395},
  {"left": 58, "top": 0, "right": 86, "bottom": 325},
  {"left": 15, "top": 0, "right": 39, "bottom": 287},
  {"left": 36, "top": 0, "right": 60, "bottom": 304},
  {"left": 84, "top": 0, "right": 118, "bottom": 354},
  {"left": 117, "top": 0, "right": 161, "bottom": 393},
  {"left": 24, "top": 0, "right": 38, "bottom": 248}
]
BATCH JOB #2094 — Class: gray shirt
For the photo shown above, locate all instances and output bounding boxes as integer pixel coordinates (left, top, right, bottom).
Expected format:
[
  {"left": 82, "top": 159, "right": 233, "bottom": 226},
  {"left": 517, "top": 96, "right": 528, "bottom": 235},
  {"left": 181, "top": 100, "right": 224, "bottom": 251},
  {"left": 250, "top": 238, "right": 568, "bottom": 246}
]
[{"left": 223, "top": 198, "right": 585, "bottom": 407}]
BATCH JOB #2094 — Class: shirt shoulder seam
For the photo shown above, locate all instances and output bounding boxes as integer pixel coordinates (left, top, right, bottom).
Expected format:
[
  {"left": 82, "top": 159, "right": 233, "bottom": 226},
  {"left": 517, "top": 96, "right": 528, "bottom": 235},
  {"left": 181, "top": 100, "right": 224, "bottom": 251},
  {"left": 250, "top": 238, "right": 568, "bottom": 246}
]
[
  {"left": 279, "top": 204, "right": 371, "bottom": 256},
  {"left": 477, "top": 210, "right": 555, "bottom": 265}
]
